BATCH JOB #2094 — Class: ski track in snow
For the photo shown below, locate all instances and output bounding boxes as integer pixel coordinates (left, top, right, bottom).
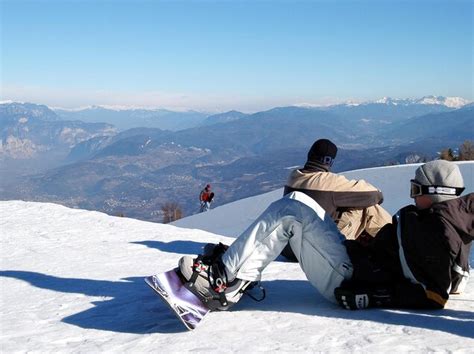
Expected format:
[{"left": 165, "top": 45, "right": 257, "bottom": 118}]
[{"left": 1, "top": 163, "right": 473, "bottom": 352}]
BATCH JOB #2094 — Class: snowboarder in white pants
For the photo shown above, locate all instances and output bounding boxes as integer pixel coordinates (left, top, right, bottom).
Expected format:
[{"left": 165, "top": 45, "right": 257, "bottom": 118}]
[{"left": 179, "top": 190, "right": 353, "bottom": 309}]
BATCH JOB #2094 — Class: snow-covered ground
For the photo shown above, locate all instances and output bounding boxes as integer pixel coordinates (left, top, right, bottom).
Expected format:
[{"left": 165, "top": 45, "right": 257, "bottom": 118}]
[{"left": 1, "top": 163, "right": 473, "bottom": 352}]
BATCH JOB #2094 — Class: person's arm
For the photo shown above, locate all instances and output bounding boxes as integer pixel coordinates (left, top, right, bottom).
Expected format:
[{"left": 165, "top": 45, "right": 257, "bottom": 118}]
[{"left": 332, "top": 174, "right": 384, "bottom": 209}]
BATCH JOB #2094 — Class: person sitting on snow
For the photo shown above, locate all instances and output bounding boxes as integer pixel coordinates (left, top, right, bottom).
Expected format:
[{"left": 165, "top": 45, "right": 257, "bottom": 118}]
[
  {"left": 281, "top": 138, "right": 392, "bottom": 261},
  {"left": 179, "top": 160, "right": 472, "bottom": 311}
]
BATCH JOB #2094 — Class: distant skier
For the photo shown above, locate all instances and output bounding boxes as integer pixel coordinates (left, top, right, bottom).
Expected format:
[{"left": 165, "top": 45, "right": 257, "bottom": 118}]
[
  {"left": 199, "top": 184, "right": 214, "bottom": 212},
  {"left": 281, "top": 138, "right": 392, "bottom": 261},
  {"left": 179, "top": 160, "right": 472, "bottom": 311}
]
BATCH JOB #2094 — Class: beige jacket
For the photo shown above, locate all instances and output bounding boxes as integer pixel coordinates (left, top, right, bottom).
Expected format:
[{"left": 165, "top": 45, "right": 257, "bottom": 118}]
[{"left": 284, "top": 168, "right": 391, "bottom": 240}]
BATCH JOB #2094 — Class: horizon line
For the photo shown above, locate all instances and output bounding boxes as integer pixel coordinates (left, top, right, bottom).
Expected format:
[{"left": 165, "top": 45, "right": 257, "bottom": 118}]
[{"left": 1, "top": 94, "right": 472, "bottom": 114}]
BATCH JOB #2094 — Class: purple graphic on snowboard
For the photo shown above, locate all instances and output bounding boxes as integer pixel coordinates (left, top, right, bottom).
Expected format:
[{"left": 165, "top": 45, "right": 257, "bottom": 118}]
[{"left": 145, "top": 269, "right": 210, "bottom": 330}]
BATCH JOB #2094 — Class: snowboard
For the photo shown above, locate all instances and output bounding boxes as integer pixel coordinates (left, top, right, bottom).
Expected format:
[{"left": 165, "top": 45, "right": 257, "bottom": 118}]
[{"left": 145, "top": 269, "right": 210, "bottom": 330}]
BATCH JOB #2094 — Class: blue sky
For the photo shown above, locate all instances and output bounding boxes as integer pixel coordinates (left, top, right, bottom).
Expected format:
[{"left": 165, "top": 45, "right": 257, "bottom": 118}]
[{"left": 1, "top": 0, "right": 472, "bottom": 111}]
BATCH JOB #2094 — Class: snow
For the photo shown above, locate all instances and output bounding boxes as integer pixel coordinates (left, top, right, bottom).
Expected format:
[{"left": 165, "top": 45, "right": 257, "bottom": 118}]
[
  {"left": 372, "top": 96, "right": 471, "bottom": 108},
  {"left": 417, "top": 96, "right": 470, "bottom": 108},
  {"left": 293, "top": 96, "right": 471, "bottom": 110},
  {"left": 1, "top": 163, "right": 473, "bottom": 352}
]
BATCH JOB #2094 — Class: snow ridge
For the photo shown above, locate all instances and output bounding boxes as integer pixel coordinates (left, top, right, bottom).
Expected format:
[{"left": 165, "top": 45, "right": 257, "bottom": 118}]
[{"left": 374, "top": 95, "right": 470, "bottom": 108}]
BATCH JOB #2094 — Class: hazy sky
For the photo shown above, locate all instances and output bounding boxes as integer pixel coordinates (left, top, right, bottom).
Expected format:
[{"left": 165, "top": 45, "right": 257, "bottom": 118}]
[{"left": 1, "top": 0, "right": 472, "bottom": 112}]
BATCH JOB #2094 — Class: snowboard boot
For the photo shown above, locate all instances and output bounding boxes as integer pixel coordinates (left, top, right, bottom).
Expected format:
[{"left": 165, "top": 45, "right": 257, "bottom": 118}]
[{"left": 178, "top": 253, "right": 251, "bottom": 311}]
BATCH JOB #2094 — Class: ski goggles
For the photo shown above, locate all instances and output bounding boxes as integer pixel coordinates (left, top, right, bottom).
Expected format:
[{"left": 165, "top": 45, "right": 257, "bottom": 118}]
[{"left": 410, "top": 179, "right": 465, "bottom": 198}]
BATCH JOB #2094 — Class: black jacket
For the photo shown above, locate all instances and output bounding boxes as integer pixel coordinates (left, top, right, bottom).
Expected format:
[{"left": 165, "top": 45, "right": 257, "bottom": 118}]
[{"left": 346, "top": 193, "right": 473, "bottom": 309}]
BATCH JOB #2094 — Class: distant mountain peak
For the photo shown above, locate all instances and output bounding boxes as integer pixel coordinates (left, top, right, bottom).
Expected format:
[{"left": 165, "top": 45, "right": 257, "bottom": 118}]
[
  {"left": 372, "top": 96, "right": 470, "bottom": 108},
  {"left": 52, "top": 104, "right": 206, "bottom": 114},
  {"left": 417, "top": 96, "right": 470, "bottom": 108},
  {"left": 295, "top": 95, "right": 470, "bottom": 109},
  {"left": 0, "top": 102, "right": 60, "bottom": 120}
]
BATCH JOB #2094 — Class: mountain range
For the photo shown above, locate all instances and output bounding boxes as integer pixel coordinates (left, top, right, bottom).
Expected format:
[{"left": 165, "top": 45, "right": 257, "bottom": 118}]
[
  {"left": 0, "top": 97, "right": 472, "bottom": 221},
  {"left": 54, "top": 106, "right": 209, "bottom": 131},
  {"left": 52, "top": 95, "right": 464, "bottom": 132},
  {"left": 0, "top": 103, "right": 116, "bottom": 184},
  {"left": 372, "top": 96, "right": 469, "bottom": 108}
]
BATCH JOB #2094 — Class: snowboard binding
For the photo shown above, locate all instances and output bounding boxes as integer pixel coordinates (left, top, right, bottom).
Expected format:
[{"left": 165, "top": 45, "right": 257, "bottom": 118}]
[{"left": 180, "top": 242, "right": 265, "bottom": 310}]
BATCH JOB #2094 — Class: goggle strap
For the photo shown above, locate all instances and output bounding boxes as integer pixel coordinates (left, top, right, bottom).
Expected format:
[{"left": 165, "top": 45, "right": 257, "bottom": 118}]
[
  {"left": 423, "top": 185, "right": 465, "bottom": 196},
  {"left": 411, "top": 179, "right": 465, "bottom": 196}
]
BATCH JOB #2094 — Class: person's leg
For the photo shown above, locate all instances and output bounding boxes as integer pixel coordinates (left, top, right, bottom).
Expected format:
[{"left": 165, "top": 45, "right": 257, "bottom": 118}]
[{"left": 222, "top": 191, "right": 353, "bottom": 302}]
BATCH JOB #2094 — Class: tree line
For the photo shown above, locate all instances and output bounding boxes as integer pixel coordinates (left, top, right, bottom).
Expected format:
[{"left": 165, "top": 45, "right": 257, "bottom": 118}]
[{"left": 439, "top": 140, "right": 474, "bottom": 161}]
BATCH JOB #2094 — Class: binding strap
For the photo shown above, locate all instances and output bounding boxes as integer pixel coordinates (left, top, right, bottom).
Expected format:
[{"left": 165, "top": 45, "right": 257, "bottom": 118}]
[
  {"left": 188, "top": 255, "right": 206, "bottom": 287},
  {"left": 210, "top": 260, "right": 229, "bottom": 307},
  {"left": 187, "top": 254, "right": 230, "bottom": 308}
]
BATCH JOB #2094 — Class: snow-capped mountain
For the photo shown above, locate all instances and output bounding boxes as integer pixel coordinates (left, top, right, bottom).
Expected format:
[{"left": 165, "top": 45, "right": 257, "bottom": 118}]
[
  {"left": 1, "top": 163, "right": 473, "bottom": 352},
  {"left": 295, "top": 96, "right": 471, "bottom": 109},
  {"left": 373, "top": 96, "right": 470, "bottom": 108}
]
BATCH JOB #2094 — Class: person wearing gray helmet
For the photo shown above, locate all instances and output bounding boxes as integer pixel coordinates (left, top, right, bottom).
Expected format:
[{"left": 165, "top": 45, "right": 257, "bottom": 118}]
[{"left": 178, "top": 160, "right": 472, "bottom": 311}]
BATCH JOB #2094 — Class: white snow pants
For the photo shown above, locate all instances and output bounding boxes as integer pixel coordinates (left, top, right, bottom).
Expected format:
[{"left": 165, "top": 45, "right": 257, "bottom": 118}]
[
  {"left": 200, "top": 201, "right": 211, "bottom": 212},
  {"left": 222, "top": 191, "right": 353, "bottom": 303}
]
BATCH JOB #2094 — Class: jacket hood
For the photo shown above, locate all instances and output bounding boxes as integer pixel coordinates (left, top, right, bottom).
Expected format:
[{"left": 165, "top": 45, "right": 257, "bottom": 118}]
[{"left": 433, "top": 193, "right": 473, "bottom": 241}]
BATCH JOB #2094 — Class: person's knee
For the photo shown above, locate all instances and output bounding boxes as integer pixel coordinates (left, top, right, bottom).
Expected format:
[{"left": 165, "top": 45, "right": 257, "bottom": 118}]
[{"left": 284, "top": 191, "right": 326, "bottom": 219}]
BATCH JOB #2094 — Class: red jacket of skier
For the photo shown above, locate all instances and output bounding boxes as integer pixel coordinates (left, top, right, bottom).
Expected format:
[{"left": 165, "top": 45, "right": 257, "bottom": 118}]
[{"left": 200, "top": 185, "right": 212, "bottom": 203}]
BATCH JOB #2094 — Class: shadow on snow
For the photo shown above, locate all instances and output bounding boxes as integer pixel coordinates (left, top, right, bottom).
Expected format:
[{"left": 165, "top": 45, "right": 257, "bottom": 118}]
[
  {"left": 239, "top": 279, "right": 474, "bottom": 339},
  {"left": 131, "top": 240, "right": 208, "bottom": 255},
  {"left": 131, "top": 240, "right": 291, "bottom": 262},
  {"left": 1, "top": 272, "right": 472, "bottom": 338},
  {"left": 0, "top": 270, "right": 186, "bottom": 334}
]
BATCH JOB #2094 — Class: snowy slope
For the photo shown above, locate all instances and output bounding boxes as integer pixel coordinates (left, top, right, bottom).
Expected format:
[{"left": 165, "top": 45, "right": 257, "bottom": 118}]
[
  {"left": 1, "top": 163, "right": 473, "bottom": 352},
  {"left": 173, "top": 162, "right": 474, "bottom": 237}
]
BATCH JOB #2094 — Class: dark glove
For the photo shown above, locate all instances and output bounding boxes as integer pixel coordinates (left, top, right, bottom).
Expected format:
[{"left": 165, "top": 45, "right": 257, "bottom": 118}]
[{"left": 335, "top": 285, "right": 393, "bottom": 310}]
